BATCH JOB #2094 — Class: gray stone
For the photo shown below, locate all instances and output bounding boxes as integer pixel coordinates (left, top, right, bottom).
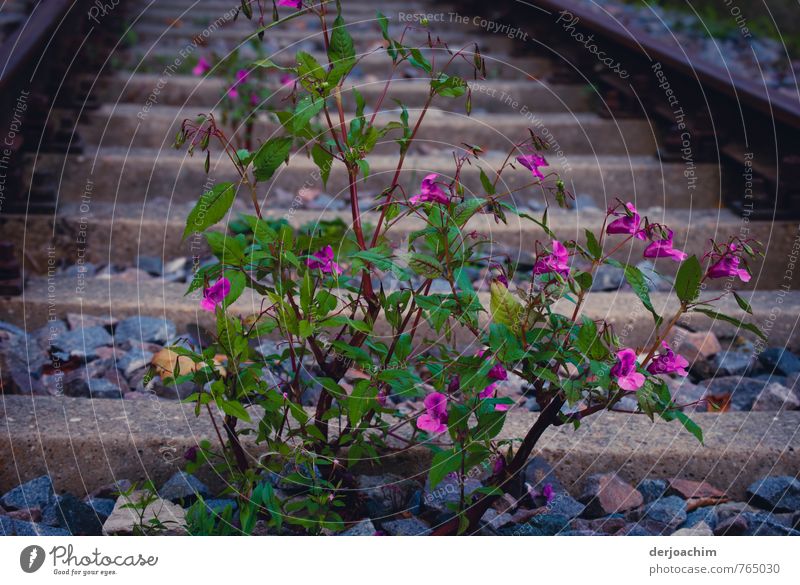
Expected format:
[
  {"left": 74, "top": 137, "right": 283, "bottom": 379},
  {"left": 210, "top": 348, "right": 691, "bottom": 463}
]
[
  {"left": 86, "top": 497, "right": 116, "bottom": 520},
  {"left": 591, "top": 264, "right": 624, "bottom": 291},
  {"left": 55, "top": 493, "right": 104, "bottom": 535},
  {"left": 102, "top": 491, "right": 186, "bottom": 535},
  {"left": 381, "top": 517, "right": 430, "bottom": 535},
  {"left": 158, "top": 471, "right": 210, "bottom": 505},
  {"left": 0, "top": 475, "right": 55, "bottom": 510},
  {"left": 40, "top": 496, "right": 62, "bottom": 526},
  {"left": 525, "top": 397, "right": 541, "bottom": 412},
  {"left": 672, "top": 521, "right": 713, "bottom": 536},
  {"left": 758, "top": 348, "right": 800, "bottom": 376},
  {"left": 305, "top": 193, "right": 346, "bottom": 211},
  {"left": 742, "top": 512, "right": 800, "bottom": 536},
  {"left": 64, "top": 377, "right": 123, "bottom": 399},
  {"left": 498, "top": 514, "right": 570, "bottom": 535},
  {"left": 65, "top": 313, "right": 116, "bottom": 330},
  {"left": 618, "top": 523, "right": 654, "bottom": 536},
  {"left": 114, "top": 316, "right": 176, "bottom": 345},
  {"left": 339, "top": 519, "right": 376, "bottom": 536},
  {"left": 546, "top": 492, "right": 585, "bottom": 519},
  {"left": 637, "top": 479, "right": 667, "bottom": 504},
  {"left": 700, "top": 377, "right": 766, "bottom": 411},
  {"left": 300, "top": 383, "right": 322, "bottom": 406},
  {"left": 0, "top": 515, "right": 71, "bottom": 536},
  {"left": 117, "top": 348, "right": 154, "bottom": 378},
  {"left": 136, "top": 256, "right": 163, "bottom": 276},
  {"left": 579, "top": 473, "right": 643, "bottom": 518},
  {"left": 423, "top": 476, "right": 482, "bottom": 516},
  {"left": 705, "top": 349, "right": 756, "bottom": 378},
  {"left": 747, "top": 476, "right": 800, "bottom": 513},
  {"left": 52, "top": 326, "right": 113, "bottom": 360},
  {"left": 751, "top": 382, "right": 800, "bottom": 411},
  {"left": 634, "top": 496, "right": 687, "bottom": 533},
  {"left": 681, "top": 506, "right": 717, "bottom": 530},
  {"left": 524, "top": 457, "right": 563, "bottom": 492},
  {"left": 662, "top": 377, "right": 707, "bottom": 411},
  {"left": 358, "top": 474, "right": 421, "bottom": 520},
  {"left": 480, "top": 508, "right": 514, "bottom": 530}
]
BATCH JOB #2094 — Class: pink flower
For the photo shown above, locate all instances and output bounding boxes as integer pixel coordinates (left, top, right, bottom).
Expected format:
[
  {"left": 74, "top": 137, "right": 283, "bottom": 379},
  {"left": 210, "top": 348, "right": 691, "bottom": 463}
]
[
  {"left": 643, "top": 229, "right": 688, "bottom": 262},
  {"left": 611, "top": 348, "right": 645, "bottom": 391},
  {"left": 227, "top": 86, "right": 239, "bottom": 100},
  {"left": 479, "top": 382, "right": 497, "bottom": 400},
  {"left": 607, "top": 202, "right": 646, "bottom": 240},
  {"left": 277, "top": 0, "right": 302, "bottom": 8},
  {"left": 200, "top": 277, "right": 231, "bottom": 312},
  {"left": 279, "top": 73, "right": 296, "bottom": 86},
  {"left": 492, "top": 455, "right": 505, "bottom": 475},
  {"left": 417, "top": 392, "right": 448, "bottom": 434},
  {"left": 377, "top": 387, "right": 388, "bottom": 407},
  {"left": 192, "top": 57, "right": 211, "bottom": 77},
  {"left": 707, "top": 244, "right": 751, "bottom": 282},
  {"left": 235, "top": 69, "right": 249, "bottom": 84},
  {"left": 516, "top": 153, "right": 548, "bottom": 179},
  {"left": 409, "top": 173, "right": 449, "bottom": 205},
  {"left": 250, "top": 92, "right": 260, "bottom": 106},
  {"left": 526, "top": 482, "right": 555, "bottom": 505},
  {"left": 646, "top": 342, "right": 689, "bottom": 376},
  {"left": 533, "top": 240, "right": 570, "bottom": 277},
  {"left": 488, "top": 363, "right": 507, "bottom": 381},
  {"left": 306, "top": 245, "right": 342, "bottom": 275}
]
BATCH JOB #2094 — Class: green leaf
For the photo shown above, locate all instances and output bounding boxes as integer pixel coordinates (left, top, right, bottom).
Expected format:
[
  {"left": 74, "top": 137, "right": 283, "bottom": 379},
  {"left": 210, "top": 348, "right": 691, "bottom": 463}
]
[
  {"left": 585, "top": 229, "right": 601, "bottom": 260},
  {"left": 409, "top": 253, "right": 441, "bottom": 279},
  {"left": 452, "top": 199, "right": 483, "bottom": 226},
  {"left": 328, "top": 13, "right": 356, "bottom": 73},
  {"left": 253, "top": 137, "right": 292, "bottom": 181},
  {"left": 675, "top": 410, "right": 703, "bottom": 443},
  {"left": 608, "top": 260, "right": 662, "bottom": 326},
  {"left": 296, "top": 51, "right": 325, "bottom": 81},
  {"left": 183, "top": 182, "right": 236, "bottom": 239},
  {"left": 733, "top": 291, "right": 753, "bottom": 314},
  {"left": 222, "top": 269, "right": 246, "bottom": 306},
  {"left": 311, "top": 144, "right": 333, "bottom": 188},
  {"left": 298, "top": 319, "right": 313, "bottom": 338},
  {"left": 292, "top": 95, "right": 324, "bottom": 134},
  {"left": 376, "top": 11, "right": 390, "bottom": 40},
  {"left": 675, "top": 255, "right": 702, "bottom": 303},
  {"left": 408, "top": 48, "right": 431, "bottom": 72},
  {"left": 428, "top": 449, "right": 460, "bottom": 489},
  {"left": 479, "top": 168, "right": 496, "bottom": 195},
  {"left": 347, "top": 380, "right": 377, "bottom": 426},
  {"left": 693, "top": 308, "right": 766, "bottom": 340},
  {"left": 218, "top": 399, "right": 251, "bottom": 423},
  {"left": 489, "top": 281, "right": 522, "bottom": 332},
  {"left": 431, "top": 74, "right": 467, "bottom": 98}
]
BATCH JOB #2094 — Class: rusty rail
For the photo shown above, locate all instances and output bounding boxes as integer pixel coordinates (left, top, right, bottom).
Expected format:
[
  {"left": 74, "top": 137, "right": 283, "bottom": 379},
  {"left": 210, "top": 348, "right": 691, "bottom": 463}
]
[
  {"left": 460, "top": 0, "right": 800, "bottom": 218},
  {"left": 0, "top": 0, "right": 112, "bottom": 217}
]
